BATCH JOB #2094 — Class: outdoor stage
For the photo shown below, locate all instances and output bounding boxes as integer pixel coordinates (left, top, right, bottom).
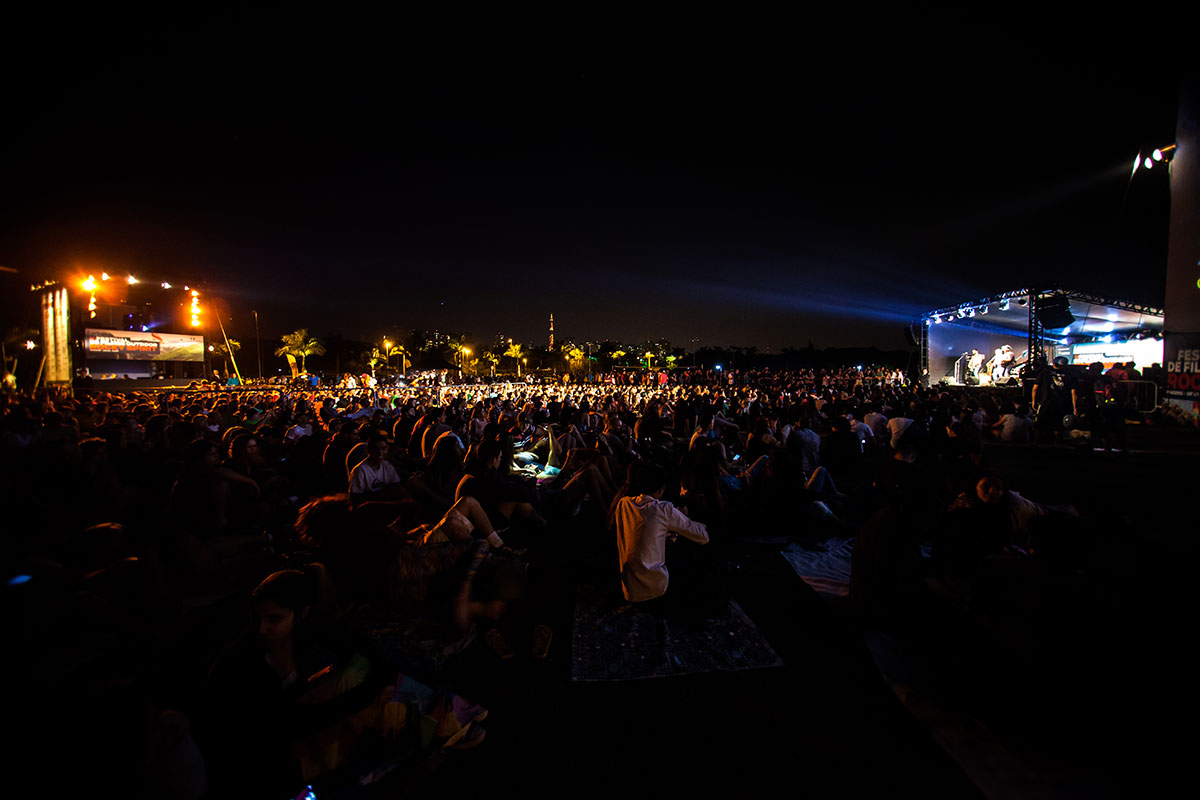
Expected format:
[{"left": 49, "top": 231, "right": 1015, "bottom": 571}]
[{"left": 919, "top": 287, "right": 1164, "bottom": 388}]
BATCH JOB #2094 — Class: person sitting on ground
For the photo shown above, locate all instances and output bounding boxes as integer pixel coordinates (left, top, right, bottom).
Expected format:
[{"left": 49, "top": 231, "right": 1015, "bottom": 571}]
[
  {"left": 991, "top": 402, "right": 1034, "bottom": 443},
  {"left": 455, "top": 439, "right": 546, "bottom": 531},
  {"left": 348, "top": 431, "right": 404, "bottom": 507},
  {"left": 615, "top": 463, "right": 718, "bottom": 618},
  {"left": 942, "top": 472, "right": 1078, "bottom": 565}
]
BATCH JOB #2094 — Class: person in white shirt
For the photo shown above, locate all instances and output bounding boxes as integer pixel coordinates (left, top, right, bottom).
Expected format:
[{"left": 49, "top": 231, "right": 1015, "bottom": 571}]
[
  {"left": 863, "top": 405, "right": 888, "bottom": 441},
  {"left": 992, "top": 403, "right": 1035, "bottom": 443},
  {"left": 847, "top": 412, "right": 874, "bottom": 452},
  {"left": 284, "top": 412, "right": 314, "bottom": 442},
  {"left": 348, "top": 432, "right": 402, "bottom": 505},
  {"left": 615, "top": 464, "right": 709, "bottom": 606},
  {"left": 887, "top": 414, "right": 914, "bottom": 449}
]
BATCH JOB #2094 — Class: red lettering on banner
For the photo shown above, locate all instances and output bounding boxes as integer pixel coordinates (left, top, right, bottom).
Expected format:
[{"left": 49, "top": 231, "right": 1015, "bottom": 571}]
[{"left": 1168, "top": 373, "right": 1200, "bottom": 392}]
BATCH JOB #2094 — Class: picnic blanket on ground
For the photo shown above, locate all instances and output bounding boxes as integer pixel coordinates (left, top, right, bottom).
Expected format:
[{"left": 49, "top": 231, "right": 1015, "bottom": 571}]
[
  {"left": 780, "top": 539, "right": 935, "bottom": 598},
  {"left": 571, "top": 579, "right": 782, "bottom": 681},
  {"left": 780, "top": 538, "right": 855, "bottom": 597}
]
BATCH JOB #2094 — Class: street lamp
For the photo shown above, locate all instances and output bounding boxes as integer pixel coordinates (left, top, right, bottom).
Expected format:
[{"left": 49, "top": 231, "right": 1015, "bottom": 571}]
[{"left": 253, "top": 309, "right": 262, "bottom": 381}]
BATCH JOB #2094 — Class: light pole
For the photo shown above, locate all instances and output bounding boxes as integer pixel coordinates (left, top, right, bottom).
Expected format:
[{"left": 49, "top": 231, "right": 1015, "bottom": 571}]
[{"left": 253, "top": 309, "right": 262, "bottom": 381}]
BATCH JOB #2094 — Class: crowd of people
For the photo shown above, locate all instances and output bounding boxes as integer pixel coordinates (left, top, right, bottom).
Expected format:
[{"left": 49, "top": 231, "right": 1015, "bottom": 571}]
[{"left": 0, "top": 362, "right": 1171, "bottom": 797}]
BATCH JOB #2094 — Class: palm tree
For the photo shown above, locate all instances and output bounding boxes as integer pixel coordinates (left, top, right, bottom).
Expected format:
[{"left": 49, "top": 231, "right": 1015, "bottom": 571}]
[
  {"left": 398, "top": 344, "right": 411, "bottom": 374},
  {"left": 366, "top": 347, "right": 384, "bottom": 377},
  {"left": 481, "top": 349, "right": 500, "bottom": 377},
  {"left": 448, "top": 339, "right": 464, "bottom": 373},
  {"left": 504, "top": 342, "right": 524, "bottom": 376},
  {"left": 567, "top": 346, "right": 586, "bottom": 376},
  {"left": 275, "top": 329, "right": 325, "bottom": 374},
  {"left": 210, "top": 339, "right": 241, "bottom": 377}
]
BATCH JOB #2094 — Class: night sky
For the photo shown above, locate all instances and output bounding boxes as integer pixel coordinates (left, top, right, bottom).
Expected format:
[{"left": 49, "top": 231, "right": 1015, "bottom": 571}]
[{"left": 0, "top": 14, "right": 1184, "bottom": 352}]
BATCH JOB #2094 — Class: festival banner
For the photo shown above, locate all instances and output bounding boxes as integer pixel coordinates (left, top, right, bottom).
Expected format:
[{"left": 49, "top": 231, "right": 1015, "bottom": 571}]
[
  {"left": 1164, "top": 333, "right": 1200, "bottom": 402},
  {"left": 83, "top": 328, "right": 204, "bottom": 362}
]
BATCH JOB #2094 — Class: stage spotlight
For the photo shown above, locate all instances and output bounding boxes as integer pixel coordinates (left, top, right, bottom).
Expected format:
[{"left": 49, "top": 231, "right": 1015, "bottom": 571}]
[
  {"left": 1017, "top": 298, "right": 1027, "bottom": 306},
  {"left": 966, "top": 308, "right": 975, "bottom": 317},
  {"left": 1101, "top": 335, "right": 1113, "bottom": 343},
  {"left": 979, "top": 305, "right": 989, "bottom": 314},
  {"left": 957, "top": 309, "right": 966, "bottom": 319},
  {"left": 1153, "top": 149, "right": 1163, "bottom": 162},
  {"left": 999, "top": 299, "right": 1010, "bottom": 311},
  {"left": 1144, "top": 157, "right": 1154, "bottom": 170},
  {"left": 932, "top": 315, "right": 942, "bottom": 324}
]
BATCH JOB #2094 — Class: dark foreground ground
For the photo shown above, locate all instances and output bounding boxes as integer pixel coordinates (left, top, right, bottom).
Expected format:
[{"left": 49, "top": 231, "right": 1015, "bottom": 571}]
[
  {"left": 396, "top": 427, "right": 1197, "bottom": 799},
  {"left": 13, "top": 425, "right": 1195, "bottom": 799}
]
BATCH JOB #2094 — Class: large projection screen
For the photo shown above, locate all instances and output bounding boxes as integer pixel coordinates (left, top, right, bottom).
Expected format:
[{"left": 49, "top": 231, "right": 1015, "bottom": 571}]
[{"left": 83, "top": 329, "right": 204, "bottom": 362}]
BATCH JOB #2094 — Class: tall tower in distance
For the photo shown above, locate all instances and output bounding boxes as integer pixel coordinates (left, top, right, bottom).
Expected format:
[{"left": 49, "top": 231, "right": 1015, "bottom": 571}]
[{"left": 548, "top": 313, "right": 555, "bottom": 351}]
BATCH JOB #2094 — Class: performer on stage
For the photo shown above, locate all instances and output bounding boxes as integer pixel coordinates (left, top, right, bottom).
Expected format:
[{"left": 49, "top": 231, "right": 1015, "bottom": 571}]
[
  {"left": 993, "top": 345, "right": 1014, "bottom": 382},
  {"left": 968, "top": 348, "right": 985, "bottom": 378}
]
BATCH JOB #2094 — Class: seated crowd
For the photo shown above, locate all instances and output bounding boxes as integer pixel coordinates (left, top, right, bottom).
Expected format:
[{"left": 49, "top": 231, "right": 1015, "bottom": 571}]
[{"left": 0, "top": 363, "right": 1152, "bottom": 797}]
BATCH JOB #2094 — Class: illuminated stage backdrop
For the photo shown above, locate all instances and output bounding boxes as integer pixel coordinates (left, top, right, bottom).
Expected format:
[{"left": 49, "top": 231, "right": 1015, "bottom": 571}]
[
  {"left": 83, "top": 329, "right": 205, "bottom": 362},
  {"left": 920, "top": 288, "right": 1163, "bottom": 387}
]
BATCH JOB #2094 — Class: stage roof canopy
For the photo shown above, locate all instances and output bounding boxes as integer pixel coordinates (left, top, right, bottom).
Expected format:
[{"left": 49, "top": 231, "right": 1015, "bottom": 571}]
[{"left": 921, "top": 287, "right": 1163, "bottom": 342}]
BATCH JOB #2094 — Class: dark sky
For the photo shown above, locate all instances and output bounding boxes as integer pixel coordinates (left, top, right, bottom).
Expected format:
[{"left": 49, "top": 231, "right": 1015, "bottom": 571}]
[{"left": 0, "top": 14, "right": 1184, "bottom": 352}]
